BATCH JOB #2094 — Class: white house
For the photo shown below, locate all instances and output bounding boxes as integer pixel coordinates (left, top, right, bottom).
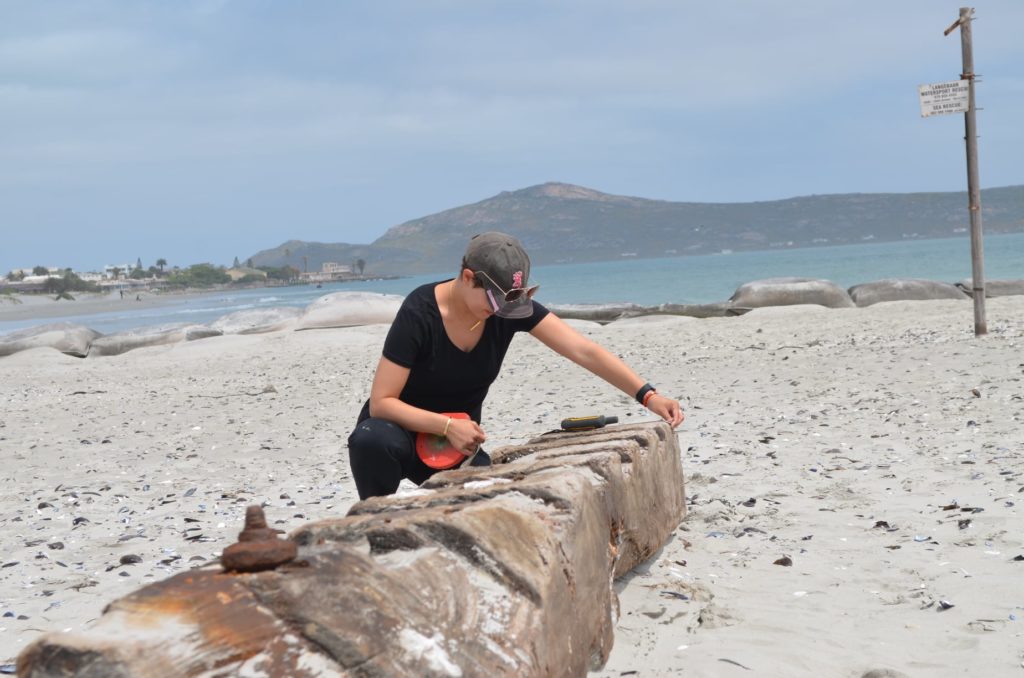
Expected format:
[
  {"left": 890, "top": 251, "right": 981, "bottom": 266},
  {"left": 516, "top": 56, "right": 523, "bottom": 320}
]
[{"left": 103, "top": 264, "right": 134, "bottom": 279}]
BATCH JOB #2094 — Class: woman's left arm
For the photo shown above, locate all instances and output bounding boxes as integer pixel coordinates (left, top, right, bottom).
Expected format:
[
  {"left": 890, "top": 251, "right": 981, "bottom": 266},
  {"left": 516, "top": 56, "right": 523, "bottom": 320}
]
[{"left": 529, "top": 313, "right": 685, "bottom": 428}]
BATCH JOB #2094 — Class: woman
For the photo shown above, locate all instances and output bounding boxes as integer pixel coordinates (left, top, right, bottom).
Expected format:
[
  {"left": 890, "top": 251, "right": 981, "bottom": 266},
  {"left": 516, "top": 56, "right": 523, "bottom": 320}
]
[{"left": 348, "top": 232, "right": 684, "bottom": 499}]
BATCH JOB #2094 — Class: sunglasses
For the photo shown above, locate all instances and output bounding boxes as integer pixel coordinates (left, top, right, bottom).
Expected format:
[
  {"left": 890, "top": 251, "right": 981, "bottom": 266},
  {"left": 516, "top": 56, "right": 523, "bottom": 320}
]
[{"left": 474, "top": 270, "right": 540, "bottom": 305}]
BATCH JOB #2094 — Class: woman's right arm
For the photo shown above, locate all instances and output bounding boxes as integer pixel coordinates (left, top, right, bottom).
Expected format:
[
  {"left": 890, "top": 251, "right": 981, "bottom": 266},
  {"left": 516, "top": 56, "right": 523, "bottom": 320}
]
[{"left": 368, "top": 356, "right": 486, "bottom": 453}]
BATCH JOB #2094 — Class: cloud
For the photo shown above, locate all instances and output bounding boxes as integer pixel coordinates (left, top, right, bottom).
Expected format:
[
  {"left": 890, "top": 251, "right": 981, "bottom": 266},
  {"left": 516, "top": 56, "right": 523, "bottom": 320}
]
[
  {"left": 1, "top": 0, "right": 1022, "bottom": 273},
  {"left": 0, "top": 28, "right": 187, "bottom": 84}
]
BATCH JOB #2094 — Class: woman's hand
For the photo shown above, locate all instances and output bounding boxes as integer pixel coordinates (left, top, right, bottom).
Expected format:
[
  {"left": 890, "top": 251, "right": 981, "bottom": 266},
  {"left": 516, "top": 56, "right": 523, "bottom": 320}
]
[
  {"left": 648, "top": 394, "right": 685, "bottom": 428},
  {"left": 446, "top": 417, "right": 487, "bottom": 455}
]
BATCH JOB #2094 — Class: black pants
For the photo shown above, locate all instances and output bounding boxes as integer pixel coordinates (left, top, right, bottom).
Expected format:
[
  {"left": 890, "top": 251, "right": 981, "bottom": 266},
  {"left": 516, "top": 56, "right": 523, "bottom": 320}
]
[{"left": 347, "top": 408, "right": 491, "bottom": 500}]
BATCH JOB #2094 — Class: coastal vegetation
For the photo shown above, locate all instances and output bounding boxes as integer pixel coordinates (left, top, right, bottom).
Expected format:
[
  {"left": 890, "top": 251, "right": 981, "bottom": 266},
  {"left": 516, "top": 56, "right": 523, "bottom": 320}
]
[
  {"left": 165, "top": 263, "right": 232, "bottom": 287},
  {"left": 2, "top": 258, "right": 322, "bottom": 298},
  {"left": 256, "top": 265, "right": 300, "bottom": 281},
  {"left": 159, "top": 263, "right": 300, "bottom": 289},
  {"left": 44, "top": 270, "right": 101, "bottom": 299}
]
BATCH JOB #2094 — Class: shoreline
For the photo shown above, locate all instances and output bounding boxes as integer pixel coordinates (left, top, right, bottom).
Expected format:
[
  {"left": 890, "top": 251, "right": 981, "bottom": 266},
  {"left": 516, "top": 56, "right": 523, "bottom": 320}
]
[
  {"left": 0, "top": 279, "right": 403, "bottom": 334},
  {"left": 3, "top": 274, "right": 1022, "bottom": 343},
  {"left": 0, "top": 289, "right": 221, "bottom": 324}
]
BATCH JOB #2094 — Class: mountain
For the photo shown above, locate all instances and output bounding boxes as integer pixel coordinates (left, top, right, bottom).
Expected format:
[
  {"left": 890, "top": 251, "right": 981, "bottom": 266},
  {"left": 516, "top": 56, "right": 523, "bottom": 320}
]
[{"left": 248, "top": 182, "right": 1024, "bottom": 275}]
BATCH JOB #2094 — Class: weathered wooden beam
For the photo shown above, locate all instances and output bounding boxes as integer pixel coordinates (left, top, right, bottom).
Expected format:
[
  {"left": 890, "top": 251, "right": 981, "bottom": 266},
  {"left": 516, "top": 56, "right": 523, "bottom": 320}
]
[{"left": 18, "top": 422, "right": 685, "bottom": 677}]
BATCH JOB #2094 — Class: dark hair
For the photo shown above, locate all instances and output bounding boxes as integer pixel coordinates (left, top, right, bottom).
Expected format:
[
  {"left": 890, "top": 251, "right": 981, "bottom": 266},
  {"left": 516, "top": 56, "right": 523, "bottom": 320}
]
[{"left": 460, "top": 257, "right": 484, "bottom": 288}]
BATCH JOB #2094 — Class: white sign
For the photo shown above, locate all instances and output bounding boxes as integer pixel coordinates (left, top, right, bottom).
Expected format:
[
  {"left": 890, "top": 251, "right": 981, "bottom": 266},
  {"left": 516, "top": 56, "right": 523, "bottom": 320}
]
[{"left": 918, "top": 80, "right": 969, "bottom": 117}]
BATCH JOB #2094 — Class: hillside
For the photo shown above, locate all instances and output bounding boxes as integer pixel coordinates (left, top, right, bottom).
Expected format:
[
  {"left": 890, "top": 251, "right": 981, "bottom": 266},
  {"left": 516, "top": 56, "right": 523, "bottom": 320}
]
[{"left": 248, "top": 183, "right": 1024, "bottom": 275}]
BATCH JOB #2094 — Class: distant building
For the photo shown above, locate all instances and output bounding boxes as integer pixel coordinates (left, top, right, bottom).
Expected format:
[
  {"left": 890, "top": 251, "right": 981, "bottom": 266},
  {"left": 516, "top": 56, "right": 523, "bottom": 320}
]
[
  {"left": 104, "top": 264, "right": 134, "bottom": 279},
  {"left": 299, "top": 262, "right": 355, "bottom": 282}
]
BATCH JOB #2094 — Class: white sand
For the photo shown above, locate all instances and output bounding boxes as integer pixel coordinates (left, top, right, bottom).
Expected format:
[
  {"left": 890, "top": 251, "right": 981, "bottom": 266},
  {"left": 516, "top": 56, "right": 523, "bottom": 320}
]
[{"left": 1, "top": 298, "right": 1023, "bottom": 675}]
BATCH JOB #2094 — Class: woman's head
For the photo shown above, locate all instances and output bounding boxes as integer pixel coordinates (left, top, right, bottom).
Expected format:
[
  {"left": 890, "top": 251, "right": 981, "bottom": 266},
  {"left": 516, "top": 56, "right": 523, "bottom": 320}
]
[{"left": 460, "top": 232, "right": 538, "bottom": 318}]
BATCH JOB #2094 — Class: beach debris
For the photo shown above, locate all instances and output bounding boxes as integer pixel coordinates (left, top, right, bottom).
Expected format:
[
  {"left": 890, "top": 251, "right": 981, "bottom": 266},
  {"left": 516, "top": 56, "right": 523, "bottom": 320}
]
[
  {"left": 968, "top": 618, "right": 1008, "bottom": 632},
  {"left": 860, "top": 669, "right": 910, "bottom": 678},
  {"left": 661, "top": 591, "right": 690, "bottom": 601},
  {"left": 938, "top": 600, "right": 955, "bottom": 611},
  {"left": 0, "top": 322, "right": 101, "bottom": 358},
  {"left": 639, "top": 604, "right": 666, "bottom": 619},
  {"left": 848, "top": 278, "right": 968, "bottom": 307},
  {"left": 912, "top": 535, "right": 930, "bottom": 542},
  {"left": 70, "top": 578, "right": 99, "bottom": 591},
  {"left": 718, "top": 657, "right": 754, "bottom": 670},
  {"left": 207, "top": 307, "right": 302, "bottom": 335},
  {"left": 220, "top": 505, "right": 297, "bottom": 573},
  {"left": 740, "top": 497, "right": 757, "bottom": 507},
  {"left": 773, "top": 556, "right": 793, "bottom": 567},
  {"left": 296, "top": 291, "right": 404, "bottom": 330},
  {"left": 729, "top": 277, "right": 854, "bottom": 309},
  {"left": 191, "top": 385, "right": 280, "bottom": 399},
  {"left": 119, "top": 554, "right": 142, "bottom": 565},
  {"left": 87, "top": 323, "right": 221, "bottom": 357}
]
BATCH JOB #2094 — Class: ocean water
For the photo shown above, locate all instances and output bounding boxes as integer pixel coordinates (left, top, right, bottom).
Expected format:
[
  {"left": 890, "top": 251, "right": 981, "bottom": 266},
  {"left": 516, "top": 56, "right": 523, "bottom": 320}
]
[{"left": 2, "top": 233, "right": 1022, "bottom": 336}]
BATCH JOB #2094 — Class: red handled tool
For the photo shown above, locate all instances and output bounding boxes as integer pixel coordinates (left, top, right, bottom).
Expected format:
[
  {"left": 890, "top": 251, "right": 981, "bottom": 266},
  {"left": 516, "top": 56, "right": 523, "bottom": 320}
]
[{"left": 416, "top": 412, "right": 471, "bottom": 469}]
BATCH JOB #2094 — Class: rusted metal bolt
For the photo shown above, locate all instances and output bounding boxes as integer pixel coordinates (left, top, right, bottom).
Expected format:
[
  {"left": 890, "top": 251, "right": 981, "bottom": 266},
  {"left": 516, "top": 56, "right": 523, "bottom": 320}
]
[{"left": 221, "top": 505, "right": 297, "bottom": 573}]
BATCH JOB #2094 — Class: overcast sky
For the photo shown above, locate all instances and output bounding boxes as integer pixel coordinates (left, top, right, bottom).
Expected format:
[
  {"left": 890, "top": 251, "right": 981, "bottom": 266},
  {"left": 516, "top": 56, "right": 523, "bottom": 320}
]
[{"left": 3, "top": 1, "right": 1022, "bottom": 273}]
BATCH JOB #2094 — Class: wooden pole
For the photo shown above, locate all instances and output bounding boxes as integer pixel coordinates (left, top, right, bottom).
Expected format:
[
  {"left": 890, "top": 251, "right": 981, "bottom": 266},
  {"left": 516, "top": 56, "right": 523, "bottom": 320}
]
[{"left": 949, "top": 7, "right": 987, "bottom": 336}]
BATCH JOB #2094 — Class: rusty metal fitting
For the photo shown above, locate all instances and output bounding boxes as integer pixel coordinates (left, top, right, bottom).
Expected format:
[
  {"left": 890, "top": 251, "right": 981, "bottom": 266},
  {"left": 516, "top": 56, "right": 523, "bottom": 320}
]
[{"left": 221, "top": 505, "right": 297, "bottom": 573}]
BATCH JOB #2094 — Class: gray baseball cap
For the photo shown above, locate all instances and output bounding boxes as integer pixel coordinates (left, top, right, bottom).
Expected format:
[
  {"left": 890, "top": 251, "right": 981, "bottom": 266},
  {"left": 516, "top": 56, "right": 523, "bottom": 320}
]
[{"left": 463, "top": 232, "right": 537, "bottom": 319}]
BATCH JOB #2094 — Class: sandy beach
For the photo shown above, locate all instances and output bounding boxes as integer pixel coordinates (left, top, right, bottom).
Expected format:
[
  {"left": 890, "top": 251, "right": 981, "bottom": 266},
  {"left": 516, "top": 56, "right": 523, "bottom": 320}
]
[
  {"left": 0, "top": 290, "right": 206, "bottom": 325},
  {"left": 1, "top": 297, "right": 1023, "bottom": 675}
]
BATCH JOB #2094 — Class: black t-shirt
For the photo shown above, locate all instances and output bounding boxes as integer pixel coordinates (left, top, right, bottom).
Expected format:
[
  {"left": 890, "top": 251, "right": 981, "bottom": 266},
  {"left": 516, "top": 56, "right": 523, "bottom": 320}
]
[{"left": 367, "top": 280, "right": 549, "bottom": 425}]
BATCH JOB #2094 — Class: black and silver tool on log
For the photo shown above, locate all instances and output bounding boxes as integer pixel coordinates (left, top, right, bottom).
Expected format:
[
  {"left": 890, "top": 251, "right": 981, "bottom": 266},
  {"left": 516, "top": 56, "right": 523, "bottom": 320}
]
[{"left": 560, "top": 415, "right": 619, "bottom": 431}]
